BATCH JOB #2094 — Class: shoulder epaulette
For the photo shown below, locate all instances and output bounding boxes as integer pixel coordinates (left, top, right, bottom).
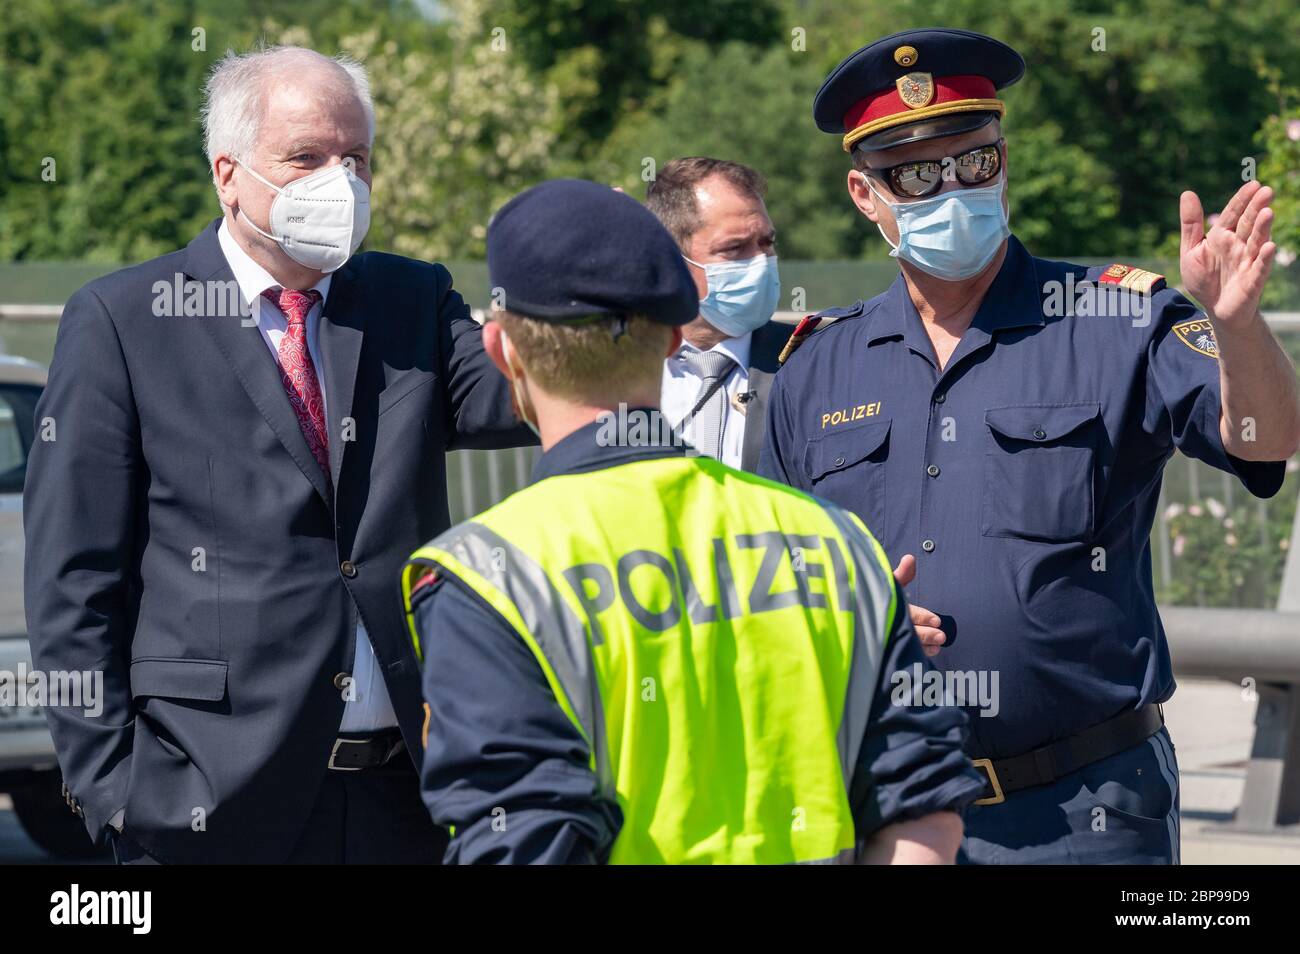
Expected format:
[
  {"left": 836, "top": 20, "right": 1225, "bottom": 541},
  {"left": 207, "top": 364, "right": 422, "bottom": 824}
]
[
  {"left": 778, "top": 314, "right": 822, "bottom": 364},
  {"left": 1097, "top": 263, "right": 1166, "bottom": 295},
  {"left": 777, "top": 300, "right": 870, "bottom": 364}
]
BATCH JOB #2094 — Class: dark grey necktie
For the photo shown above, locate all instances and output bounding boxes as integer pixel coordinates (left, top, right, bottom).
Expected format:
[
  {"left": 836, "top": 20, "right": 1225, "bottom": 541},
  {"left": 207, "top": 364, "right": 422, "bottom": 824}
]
[{"left": 682, "top": 349, "right": 737, "bottom": 460}]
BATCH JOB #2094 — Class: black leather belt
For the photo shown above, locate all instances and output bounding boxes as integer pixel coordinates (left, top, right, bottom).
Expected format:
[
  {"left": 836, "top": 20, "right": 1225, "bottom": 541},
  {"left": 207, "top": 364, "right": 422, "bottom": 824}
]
[
  {"left": 970, "top": 704, "right": 1165, "bottom": 806},
  {"left": 327, "top": 729, "right": 406, "bottom": 771}
]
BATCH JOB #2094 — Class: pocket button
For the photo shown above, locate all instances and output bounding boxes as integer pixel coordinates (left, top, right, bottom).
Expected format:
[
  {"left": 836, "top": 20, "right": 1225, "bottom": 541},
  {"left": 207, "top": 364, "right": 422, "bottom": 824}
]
[
  {"left": 1033, "top": 428, "right": 1047, "bottom": 440},
  {"left": 921, "top": 539, "right": 935, "bottom": 552}
]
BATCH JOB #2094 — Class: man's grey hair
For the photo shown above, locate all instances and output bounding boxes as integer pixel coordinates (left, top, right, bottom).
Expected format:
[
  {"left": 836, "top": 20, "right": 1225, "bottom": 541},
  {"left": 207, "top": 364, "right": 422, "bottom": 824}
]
[{"left": 201, "top": 46, "right": 375, "bottom": 171}]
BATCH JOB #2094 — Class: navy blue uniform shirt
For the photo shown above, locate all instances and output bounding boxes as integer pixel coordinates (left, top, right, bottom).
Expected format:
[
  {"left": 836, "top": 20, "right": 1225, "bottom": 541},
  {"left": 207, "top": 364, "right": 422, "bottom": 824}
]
[
  {"left": 759, "top": 236, "right": 1286, "bottom": 760},
  {"left": 414, "top": 416, "right": 984, "bottom": 863}
]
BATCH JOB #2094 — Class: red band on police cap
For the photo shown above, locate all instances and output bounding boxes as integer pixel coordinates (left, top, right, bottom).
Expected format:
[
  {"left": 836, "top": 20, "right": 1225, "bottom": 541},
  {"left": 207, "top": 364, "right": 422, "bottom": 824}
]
[{"left": 842, "top": 74, "right": 998, "bottom": 133}]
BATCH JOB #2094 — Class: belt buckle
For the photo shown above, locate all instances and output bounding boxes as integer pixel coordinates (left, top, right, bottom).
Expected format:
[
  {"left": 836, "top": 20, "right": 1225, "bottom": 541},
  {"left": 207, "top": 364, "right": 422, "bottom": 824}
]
[
  {"left": 971, "top": 758, "right": 1005, "bottom": 806},
  {"left": 328, "top": 737, "right": 369, "bottom": 772}
]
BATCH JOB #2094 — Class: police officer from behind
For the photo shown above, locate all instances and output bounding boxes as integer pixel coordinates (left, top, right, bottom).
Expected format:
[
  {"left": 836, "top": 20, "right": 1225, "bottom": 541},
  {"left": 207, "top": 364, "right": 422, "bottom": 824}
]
[
  {"left": 402, "top": 178, "right": 985, "bottom": 864},
  {"left": 760, "top": 29, "right": 1300, "bottom": 864}
]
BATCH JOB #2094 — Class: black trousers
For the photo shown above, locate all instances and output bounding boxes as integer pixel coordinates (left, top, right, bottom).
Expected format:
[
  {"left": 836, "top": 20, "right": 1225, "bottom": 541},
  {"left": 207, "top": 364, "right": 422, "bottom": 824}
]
[{"left": 112, "top": 754, "right": 448, "bottom": 865}]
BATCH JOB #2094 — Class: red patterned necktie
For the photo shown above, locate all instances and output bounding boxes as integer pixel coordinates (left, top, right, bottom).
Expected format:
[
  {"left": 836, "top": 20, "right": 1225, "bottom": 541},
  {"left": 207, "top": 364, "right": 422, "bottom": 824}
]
[{"left": 261, "top": 287, "right": 331, "bottom": 485}]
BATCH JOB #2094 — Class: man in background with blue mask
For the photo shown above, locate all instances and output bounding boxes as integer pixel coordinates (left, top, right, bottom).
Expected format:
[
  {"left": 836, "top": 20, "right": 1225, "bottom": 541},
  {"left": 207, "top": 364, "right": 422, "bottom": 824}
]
[
  {"left": 645, "top": 158, "right": 787, "bottom": 470},
  {"left": 760, "top": 28, "right": 1300, "bottom": 864}
]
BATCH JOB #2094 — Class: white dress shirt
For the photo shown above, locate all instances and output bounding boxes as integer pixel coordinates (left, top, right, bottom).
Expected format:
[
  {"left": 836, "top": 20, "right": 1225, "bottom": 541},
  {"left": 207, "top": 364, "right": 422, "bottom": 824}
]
[
  {"left": 661, "top": 332, "right": 752, "bottom": 469},
  {"left": 217, "top": 220, "right": 397, "bottom": 732}
]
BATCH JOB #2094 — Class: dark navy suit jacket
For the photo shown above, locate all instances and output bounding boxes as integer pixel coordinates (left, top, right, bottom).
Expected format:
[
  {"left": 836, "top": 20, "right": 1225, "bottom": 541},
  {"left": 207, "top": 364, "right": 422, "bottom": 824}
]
[{"left": 24, "top": 219, "right": 530, "bottom": 863}]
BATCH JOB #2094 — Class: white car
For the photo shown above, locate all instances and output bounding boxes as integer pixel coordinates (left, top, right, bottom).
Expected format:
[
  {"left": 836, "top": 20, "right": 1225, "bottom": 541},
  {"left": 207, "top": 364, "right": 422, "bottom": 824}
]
[{"left": 0, "top": 354, "right": 102, "bottom": 857}]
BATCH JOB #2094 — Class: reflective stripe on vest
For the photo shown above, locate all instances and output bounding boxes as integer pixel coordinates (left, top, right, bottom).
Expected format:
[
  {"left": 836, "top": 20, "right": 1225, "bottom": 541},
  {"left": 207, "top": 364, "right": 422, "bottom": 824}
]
[
  {"left": 404, "top": 455, "right": 897, "bottom": 864},
  {"left": 403, "top": 521, "right": 616, "bottom": 798}
]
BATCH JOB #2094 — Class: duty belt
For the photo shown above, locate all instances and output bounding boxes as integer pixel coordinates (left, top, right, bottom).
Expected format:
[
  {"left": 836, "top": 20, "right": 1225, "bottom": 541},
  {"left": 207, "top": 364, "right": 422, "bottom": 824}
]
[{"left": 969, "top": 704, "right": 1165, "bottom": 806}]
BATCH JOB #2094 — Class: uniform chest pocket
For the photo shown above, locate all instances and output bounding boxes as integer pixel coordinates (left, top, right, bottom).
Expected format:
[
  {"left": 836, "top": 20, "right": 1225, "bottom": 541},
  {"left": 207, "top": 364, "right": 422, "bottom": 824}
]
[
  {"left": 802, "top": 417, "right": 891, "bottom": 534},
  {"left": 982, "top": 403, "right": 1100, "bottom": 542}
]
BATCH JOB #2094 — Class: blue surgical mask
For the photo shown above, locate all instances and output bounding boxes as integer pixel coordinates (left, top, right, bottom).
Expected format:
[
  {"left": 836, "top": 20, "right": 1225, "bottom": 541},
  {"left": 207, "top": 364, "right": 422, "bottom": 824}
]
[
  {"left": 868, "top": 177, "right": 1010, "bottom": 281},
  {"left": 683, "top": 253, "right": 780, "bottom": 337}
]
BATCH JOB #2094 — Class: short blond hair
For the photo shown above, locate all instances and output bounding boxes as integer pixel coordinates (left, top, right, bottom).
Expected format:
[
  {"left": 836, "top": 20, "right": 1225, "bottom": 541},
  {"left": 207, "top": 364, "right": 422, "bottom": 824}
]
[{"left": 494, "top": 312, "right": 673, "bottom": 403}]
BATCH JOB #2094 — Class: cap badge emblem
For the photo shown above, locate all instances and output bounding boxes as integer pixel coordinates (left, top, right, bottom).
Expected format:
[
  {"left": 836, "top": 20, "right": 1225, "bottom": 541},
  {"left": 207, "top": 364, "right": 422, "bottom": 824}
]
[
  {"left": 896, "top": 71, "right": 935, "bottom": 109},
  {"left": 893, "top": 45, "right": 919, "bottom": 67}
]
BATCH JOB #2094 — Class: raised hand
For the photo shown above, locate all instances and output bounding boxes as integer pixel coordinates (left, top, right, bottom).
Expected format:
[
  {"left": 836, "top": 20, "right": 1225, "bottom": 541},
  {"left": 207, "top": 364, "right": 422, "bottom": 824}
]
[{"left": 1179, "top": 181, "right": 1276, "bottom": 327}]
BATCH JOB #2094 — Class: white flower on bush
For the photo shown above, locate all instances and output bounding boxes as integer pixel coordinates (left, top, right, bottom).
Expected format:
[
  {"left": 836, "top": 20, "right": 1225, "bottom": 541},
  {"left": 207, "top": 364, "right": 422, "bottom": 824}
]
[
  {"left": 1225, "top": 533, "right": 1238, "bottom": 547},
  {"left": 1205, "top": 498, "right": 1226, "bottom": 520},
  {"left": 1188, "top": 504, "right": 1204, "bottom": 517},
  {"left": 1173, "top": 535, "right": 1187, "bottom": 557},
  {"left": 1164, "top": 503, "right": 1185, "bottom": 520}
]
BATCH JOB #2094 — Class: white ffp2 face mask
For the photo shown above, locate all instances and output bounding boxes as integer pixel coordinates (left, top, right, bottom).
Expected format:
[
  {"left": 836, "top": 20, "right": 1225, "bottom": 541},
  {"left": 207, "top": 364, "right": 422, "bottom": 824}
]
[{"left": 236, "top": 160, "right": 371, "bottom": 273}]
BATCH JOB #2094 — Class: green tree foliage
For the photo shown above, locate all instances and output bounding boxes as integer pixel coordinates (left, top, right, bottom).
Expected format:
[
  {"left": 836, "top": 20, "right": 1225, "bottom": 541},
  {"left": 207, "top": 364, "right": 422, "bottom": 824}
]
[
  {"left": 0, "top": 0, "right": 436, "bottom": 261},
  {"left": 488, "top": 0, "right": 783, "bottom": 155},
  {"left": 308, "top": 0, "right": 560, "bottom": 260},
  {"left": 0, "top": 0, "right": 216, "bottom": 260},
  {"left": 592, "top": 42, "right": 864, "bottom": 260},
  {"left": 1156, "top": 475, "right": 1298, "bottom": 608},
  {"left": 773, "top": 0, "right": 1300, "bottom": 258},
  {"left": 1255, "top": 66, "right": 1300, "bottom": 310},
  {"left": 0, "top": 0, "right": 1296, "bottom": 266}
]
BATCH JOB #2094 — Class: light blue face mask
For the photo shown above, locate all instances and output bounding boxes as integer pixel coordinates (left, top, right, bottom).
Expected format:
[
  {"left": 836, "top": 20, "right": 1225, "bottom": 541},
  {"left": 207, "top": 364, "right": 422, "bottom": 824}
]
[
  {"left": 683, "top": 253, "right": 780, "bottom": 337},
  {"left": 868, "top": 176, "right": 1010, "bottom": 281}
]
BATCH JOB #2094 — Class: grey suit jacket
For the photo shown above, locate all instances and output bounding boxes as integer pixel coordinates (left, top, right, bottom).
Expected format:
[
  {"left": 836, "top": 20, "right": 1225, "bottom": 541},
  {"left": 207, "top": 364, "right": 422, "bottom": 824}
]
[{"left": 739, "top": 319, "right": 791, "bottom": 472}]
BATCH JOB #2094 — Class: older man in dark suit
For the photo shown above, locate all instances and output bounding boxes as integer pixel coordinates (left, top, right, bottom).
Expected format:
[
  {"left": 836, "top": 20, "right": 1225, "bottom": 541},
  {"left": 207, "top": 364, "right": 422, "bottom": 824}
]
[{"left": 23, "top": 45, "right": 530, "bottom": 864}]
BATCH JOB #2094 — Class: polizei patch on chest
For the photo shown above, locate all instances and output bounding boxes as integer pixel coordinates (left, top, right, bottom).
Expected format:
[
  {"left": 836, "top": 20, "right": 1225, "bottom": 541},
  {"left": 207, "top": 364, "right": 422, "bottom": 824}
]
[{"left": 822, "top": 402, "right": 883, "bottom": 429}]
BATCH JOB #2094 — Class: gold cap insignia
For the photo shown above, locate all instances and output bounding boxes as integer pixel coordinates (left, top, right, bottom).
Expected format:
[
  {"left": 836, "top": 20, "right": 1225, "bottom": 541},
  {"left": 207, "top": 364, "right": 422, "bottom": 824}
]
[
  {"left": 894, "top": 45, "right": 919, "bottom": 67},
  {"left": 896, "top": 72, "right": 935, "bottom": 109}
]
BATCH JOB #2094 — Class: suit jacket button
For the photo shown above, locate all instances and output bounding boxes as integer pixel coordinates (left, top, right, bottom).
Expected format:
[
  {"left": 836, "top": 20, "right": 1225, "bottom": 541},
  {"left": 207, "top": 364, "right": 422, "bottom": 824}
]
[
  {"left": 333, "top": 672, "right": 351, "bottom": 691},
  {"left": 340, "top": 560, "right": 357, "bottom": 578}
]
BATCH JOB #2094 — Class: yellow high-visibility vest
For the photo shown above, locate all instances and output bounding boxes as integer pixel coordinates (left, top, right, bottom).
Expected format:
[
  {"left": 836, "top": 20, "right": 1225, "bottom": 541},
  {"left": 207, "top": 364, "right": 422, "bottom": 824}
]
[{"left": 403, "top": 454, "right": 897, "bottom": 864}]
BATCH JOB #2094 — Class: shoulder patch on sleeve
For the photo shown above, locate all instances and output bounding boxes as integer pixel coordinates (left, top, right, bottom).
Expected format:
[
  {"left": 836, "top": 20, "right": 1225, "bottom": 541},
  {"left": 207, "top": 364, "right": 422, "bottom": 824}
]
[
  {"left": 1171, "top": 317, "right": 1219, "bottom": 358},
  {"left": 1097, "top": 263, "right": 1166, "bottom": 295}
]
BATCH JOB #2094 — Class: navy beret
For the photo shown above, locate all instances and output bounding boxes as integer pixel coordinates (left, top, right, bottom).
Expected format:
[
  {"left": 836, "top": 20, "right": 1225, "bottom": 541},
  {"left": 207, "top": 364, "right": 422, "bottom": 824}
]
[
  {"left": 487, "top": 178, "right": 698, "bottom": 326},
  {"left": 814, "top": 28, "right": 1025, "bottom": 152}
]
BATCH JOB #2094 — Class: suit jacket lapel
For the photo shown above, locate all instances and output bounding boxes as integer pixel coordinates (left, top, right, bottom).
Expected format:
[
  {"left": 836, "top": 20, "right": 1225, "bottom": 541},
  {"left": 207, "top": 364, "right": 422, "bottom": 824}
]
[
  {"left": 740, "top": 320, "right": 788, "bottom": 472},
  {"left": 316, "top": 258, "right": 366, "bottom": 489},
  {"left": 186, "top": 220, "right": 333, "bottom": 507}
]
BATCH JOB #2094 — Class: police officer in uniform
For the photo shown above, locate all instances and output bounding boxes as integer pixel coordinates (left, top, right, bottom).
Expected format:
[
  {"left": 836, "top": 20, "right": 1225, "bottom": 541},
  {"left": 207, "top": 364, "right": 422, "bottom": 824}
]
[
  {"left": 760, "top": 29, "right": 1300, "bottom": 864},
  {"left": 402, "top": 178, "right": 985, "bottom": 864}
]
